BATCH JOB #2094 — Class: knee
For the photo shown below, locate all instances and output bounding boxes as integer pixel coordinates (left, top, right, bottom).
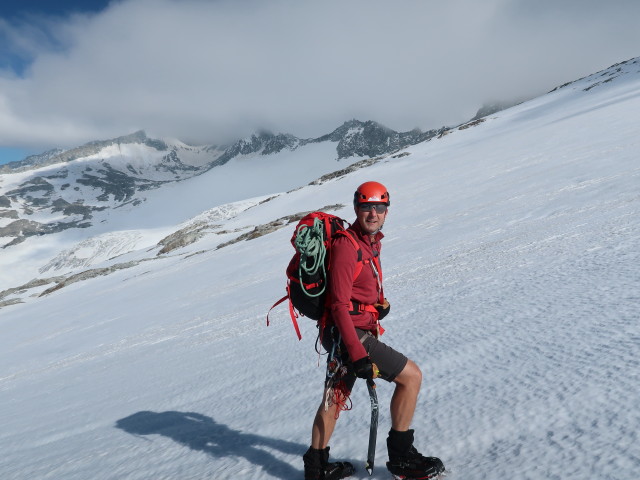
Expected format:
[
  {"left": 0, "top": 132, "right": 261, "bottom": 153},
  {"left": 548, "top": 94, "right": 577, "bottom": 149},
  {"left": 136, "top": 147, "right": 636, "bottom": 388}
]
[
  {"left": 396, "top": 359, "right": 422, "bottom": 389},
  {"left": 408, "top": 360, "right": 423, "bottom": 386}
]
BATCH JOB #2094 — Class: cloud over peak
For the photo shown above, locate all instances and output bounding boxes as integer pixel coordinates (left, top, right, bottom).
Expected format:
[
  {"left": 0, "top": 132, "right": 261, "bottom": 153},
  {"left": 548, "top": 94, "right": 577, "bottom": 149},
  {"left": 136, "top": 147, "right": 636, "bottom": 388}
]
[{"left": 1, "top": 0, "right": 639, "bottom": 151}]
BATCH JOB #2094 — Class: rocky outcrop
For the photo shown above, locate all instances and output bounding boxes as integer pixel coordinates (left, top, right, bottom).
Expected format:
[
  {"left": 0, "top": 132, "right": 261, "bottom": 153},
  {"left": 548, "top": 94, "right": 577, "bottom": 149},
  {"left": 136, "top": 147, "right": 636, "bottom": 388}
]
[
  {"left": 209, "top": 131, "right": 302, "bottom": 168},
  {"left": 0, "top": 209, "right": 18, "bottom": 219},
  {"left": 0, "top": 218, "right": 91, "bottom": 248},
  {"left": 0, "top": 219, "right": 47, "bottom": 238},
  {"left": 76, "top": 163, "right": 165, "bottom": 203},
  {"left": 156, "top": 150, "right": 200, "bottom": 176},
  {"left": 471, "top": 101, "right": 521, "bottom": 121},
  {"left": 157, "top": 222, "right": 213, "bottom": 255},
  {"left": 549, "top": 57, "right": 640, "bottom": 93},
  {"left": 0, "top": 148, "right": 66, "bottom": 174},
  {"left": 313, "top": 120, "right": 445, "bottom": 159},
  {"left": 309, "top": 157, "right": 385, "bottom": 185},
  {"left": 5, "top": 177, "right": 55, "bottom": 207},
  {"left": 0, "top": 276, "right": 65, "bottom": 308},
  {"left": 39, "top": 260, "right": 149, "bottom": 296},
  {"left": 216, "top": 204, "right": 344, "bottom": 250}
]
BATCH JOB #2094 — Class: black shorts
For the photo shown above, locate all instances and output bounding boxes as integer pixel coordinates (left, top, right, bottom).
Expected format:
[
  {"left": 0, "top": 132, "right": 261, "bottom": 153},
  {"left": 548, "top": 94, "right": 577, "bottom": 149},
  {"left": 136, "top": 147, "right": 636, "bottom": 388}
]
[{"left": 321, "top": 326, "right": 408, "bottom": 393}]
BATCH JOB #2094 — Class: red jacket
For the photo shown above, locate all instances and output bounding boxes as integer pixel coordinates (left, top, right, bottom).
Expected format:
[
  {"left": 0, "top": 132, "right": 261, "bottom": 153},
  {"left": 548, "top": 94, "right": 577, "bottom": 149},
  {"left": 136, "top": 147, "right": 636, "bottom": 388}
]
[{"left": 328, "top": 221, "right": 384, "bottom": 362}]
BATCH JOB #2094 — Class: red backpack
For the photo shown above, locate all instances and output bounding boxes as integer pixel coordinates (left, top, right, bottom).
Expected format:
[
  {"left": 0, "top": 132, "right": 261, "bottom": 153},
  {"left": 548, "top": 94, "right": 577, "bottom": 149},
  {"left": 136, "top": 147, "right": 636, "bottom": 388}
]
[{"left": 267, "top": 212, "right": 367, "bottom": 339}]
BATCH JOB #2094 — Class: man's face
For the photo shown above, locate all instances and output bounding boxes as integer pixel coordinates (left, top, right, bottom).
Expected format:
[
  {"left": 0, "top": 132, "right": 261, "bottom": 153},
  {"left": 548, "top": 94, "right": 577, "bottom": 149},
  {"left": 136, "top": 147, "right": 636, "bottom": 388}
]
[{"left": 355, "top": 203, "right": 388, "bottom": 236}]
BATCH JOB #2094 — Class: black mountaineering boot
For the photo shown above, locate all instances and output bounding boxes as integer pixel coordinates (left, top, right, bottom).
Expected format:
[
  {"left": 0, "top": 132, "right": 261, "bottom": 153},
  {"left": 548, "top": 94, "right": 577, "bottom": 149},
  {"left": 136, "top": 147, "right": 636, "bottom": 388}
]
[
  {"left": 303, "top": 446, "right": 355, "bottom": 480},
  {"left": 386, "top": 429, "right": 445, "bottom": 479}
]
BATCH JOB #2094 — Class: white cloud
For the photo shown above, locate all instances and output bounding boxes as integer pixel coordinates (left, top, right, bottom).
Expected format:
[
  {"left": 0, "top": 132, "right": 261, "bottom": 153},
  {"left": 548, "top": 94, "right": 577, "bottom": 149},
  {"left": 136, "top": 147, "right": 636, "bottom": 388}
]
[{"left": 1, "top": 0, "right": 639, "bottom": 150}]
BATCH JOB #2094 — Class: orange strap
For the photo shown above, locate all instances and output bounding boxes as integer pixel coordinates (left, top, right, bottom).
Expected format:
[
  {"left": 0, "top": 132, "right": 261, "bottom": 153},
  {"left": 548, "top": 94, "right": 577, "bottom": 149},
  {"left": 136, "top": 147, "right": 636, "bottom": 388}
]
[{"left": 348, "top": 301, "right": 378, "bottom": 314}]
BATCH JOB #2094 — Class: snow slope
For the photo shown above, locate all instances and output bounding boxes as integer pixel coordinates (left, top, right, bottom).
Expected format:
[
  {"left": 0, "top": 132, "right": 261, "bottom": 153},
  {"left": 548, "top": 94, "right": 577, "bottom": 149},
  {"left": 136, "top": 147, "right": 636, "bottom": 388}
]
[{"left": 0, "top": 58, "right": 639, "bottom": 480}]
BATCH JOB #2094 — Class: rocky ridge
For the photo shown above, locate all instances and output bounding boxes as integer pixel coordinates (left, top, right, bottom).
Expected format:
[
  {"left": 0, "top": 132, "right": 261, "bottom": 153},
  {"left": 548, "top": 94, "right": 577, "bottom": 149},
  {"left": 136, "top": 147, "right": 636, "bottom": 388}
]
[{"left": 0, "top": 120, "right": 448, "bottom": 247}]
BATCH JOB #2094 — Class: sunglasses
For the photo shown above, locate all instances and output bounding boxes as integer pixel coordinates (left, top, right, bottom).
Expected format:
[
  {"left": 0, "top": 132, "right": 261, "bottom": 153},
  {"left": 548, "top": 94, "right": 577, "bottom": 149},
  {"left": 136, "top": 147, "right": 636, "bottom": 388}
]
[{"left": 358, "top": 203, "right": 388, "bottom": 214}]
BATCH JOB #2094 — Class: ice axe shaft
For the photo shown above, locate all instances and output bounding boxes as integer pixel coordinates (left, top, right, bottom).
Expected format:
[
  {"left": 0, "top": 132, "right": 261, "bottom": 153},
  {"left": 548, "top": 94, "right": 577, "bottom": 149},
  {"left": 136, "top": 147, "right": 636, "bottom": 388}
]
[{"left": 365, "top": 379, "right": 379, "bottom": 475}]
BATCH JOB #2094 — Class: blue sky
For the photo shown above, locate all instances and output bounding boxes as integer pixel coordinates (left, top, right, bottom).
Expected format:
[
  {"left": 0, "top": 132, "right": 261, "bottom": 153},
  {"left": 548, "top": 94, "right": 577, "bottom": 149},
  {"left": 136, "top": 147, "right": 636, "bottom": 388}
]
[
  {"left": 1, "top": 0, "right": 640, "bottom": 167},
  {"left": 0, "top": 0, "right": 110, "bottom": 164},
  {"left": 0, "top": 0, "right": 111, "bottom": 76},
  {"left": 0, "top": 147, "right": 30, "bottom": 165},
  {"left": 0, "top": 0, "right": 109, "bottom": 17}
]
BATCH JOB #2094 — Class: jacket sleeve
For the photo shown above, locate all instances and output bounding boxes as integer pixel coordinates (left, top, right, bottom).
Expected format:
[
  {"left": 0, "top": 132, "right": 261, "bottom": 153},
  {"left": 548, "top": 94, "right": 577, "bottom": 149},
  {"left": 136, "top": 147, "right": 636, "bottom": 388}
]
[{"left": 328, "top": 236, "right": 369, "bottom": 362}]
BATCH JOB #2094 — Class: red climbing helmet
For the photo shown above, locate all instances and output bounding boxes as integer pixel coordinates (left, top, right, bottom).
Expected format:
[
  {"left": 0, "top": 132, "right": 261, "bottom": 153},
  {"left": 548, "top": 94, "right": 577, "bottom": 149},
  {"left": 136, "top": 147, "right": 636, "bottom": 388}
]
[{"left": 353, "top": 181, "right": 390, "bottom": 206}]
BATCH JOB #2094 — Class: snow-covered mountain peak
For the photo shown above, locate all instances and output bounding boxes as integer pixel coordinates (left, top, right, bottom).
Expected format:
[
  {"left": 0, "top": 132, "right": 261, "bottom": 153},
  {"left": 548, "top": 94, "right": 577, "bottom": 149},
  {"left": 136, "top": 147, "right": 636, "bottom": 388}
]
[
  {"left": 550, "top": 56, "right": 640, "bottom": 93},
  {"left": 0, "top": 116, "right": 457, "bottom": 254}
]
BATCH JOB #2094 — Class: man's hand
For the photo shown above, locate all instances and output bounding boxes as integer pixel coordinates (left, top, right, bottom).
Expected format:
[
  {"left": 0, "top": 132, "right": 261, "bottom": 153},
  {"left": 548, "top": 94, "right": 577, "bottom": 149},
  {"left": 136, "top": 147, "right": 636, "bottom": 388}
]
[
  {"left": 353, "top": 357, "right": 380, "bottom": 380},
  {"left": 374, "top": 298, "right": 390, "bottom": 320}
]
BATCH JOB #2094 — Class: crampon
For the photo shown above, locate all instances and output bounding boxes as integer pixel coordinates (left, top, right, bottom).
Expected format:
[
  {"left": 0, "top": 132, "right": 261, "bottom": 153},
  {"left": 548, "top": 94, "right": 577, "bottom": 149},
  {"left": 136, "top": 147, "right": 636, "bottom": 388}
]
[{"left": 389, "top": 469, "right": 448, "bottom": 480}]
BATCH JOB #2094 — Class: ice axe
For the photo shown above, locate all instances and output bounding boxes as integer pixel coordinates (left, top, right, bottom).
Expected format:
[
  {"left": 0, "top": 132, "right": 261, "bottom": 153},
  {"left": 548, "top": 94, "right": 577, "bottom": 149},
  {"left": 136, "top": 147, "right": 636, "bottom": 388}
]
[{"left": 365, "top": 378, "right": 379, "bottom": 475}]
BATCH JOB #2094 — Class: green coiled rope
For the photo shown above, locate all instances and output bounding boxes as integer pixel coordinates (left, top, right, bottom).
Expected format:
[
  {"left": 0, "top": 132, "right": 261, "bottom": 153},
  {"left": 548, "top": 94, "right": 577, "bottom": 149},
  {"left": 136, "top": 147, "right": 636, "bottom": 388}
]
[{"left": 294, "top": 217, "right": 326, "bottom": 298}]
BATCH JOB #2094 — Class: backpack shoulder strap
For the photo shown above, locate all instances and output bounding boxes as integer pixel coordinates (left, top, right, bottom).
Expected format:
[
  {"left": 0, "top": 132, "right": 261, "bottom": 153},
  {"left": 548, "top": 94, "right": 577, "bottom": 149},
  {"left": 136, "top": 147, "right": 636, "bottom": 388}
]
[{"left": 333, "top": 228, "right": 364, "bottom": 279}]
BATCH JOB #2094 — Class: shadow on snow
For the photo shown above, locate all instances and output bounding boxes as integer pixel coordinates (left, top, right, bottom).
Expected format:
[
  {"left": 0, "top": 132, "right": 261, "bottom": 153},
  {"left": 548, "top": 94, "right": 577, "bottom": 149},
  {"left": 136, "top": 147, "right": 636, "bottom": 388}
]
[{"left": 116, "top": 410, "right": 304, "bottom": 479}]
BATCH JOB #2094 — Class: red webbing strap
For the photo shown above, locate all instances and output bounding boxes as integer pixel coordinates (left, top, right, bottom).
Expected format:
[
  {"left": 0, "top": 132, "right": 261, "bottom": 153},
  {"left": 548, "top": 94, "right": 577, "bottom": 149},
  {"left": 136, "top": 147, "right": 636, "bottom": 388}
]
[
  {"left": 266, "top": 294, "right": 288, "bottom": 327},
  {"left": 266, "top": 286, "right": 302, "bottom": 340},
  {"left": 353, "top": 260, "right": 364, "bottom": 281},
  {"left": 288, "top": 290, "right": 302, "bottom": 340},
  {"left": 368, "top": 254, "right": 385, "bottom": 336}
]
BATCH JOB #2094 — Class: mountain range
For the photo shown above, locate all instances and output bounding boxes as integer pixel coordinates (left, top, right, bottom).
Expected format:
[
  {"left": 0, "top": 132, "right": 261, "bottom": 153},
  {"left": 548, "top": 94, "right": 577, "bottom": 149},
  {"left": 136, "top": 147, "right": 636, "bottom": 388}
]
[{"left": 0, "top": 120, "right": 449, "bottom": 250}]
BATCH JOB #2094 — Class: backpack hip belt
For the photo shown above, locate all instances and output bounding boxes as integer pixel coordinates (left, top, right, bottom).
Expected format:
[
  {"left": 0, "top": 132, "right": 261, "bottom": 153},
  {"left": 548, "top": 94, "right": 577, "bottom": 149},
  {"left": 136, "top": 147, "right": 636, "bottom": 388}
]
[{"left": 348, "top": 300, "right": 379, "bottom": 316}]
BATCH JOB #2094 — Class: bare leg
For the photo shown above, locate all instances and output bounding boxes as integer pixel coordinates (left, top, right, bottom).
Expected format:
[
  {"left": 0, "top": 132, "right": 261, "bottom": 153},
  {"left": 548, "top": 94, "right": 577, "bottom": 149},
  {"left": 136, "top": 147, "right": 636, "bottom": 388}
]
[
  {"left": 311, "top": 359, "right": 422, "bottom": 447},
  {"left": 386, "top": 360, "right": 445, "bottom": 475},
  {"left": 390, "top": 359, "right": 422, "bottom": 431},
  {"left": 311, "top": 389, "right": 340, "bottom": 449}
]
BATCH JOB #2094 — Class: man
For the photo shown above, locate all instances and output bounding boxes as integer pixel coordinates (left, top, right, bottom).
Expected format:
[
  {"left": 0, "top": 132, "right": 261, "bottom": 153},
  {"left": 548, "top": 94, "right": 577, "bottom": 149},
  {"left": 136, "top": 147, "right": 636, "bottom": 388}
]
[{"left": 303, "top": 181, "right": 445, "bottom": 480}]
